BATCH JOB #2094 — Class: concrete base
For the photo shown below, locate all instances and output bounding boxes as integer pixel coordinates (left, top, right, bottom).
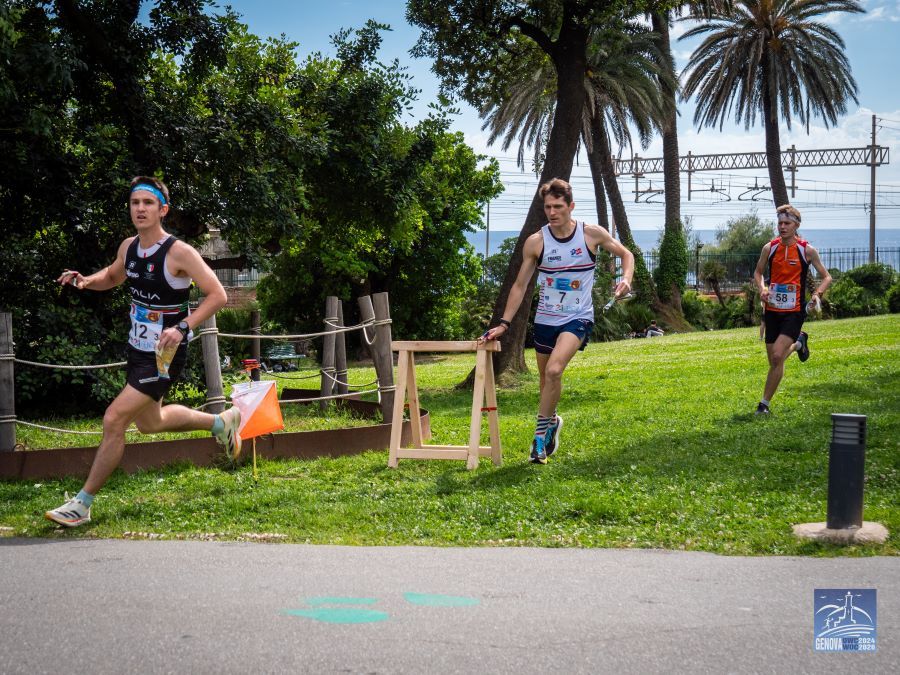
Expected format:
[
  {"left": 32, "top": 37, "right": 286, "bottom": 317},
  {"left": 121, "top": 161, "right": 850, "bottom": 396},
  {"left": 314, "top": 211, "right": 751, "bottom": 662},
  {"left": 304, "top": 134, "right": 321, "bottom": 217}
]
[{"left": 792, "top": 521, "right": 889, "bottom": 544}]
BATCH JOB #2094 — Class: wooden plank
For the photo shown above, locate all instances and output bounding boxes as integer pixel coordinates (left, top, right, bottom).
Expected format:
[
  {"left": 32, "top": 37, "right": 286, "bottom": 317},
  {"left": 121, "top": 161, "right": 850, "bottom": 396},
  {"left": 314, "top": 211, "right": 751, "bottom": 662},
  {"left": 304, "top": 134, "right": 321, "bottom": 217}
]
[
  {"left": 200, "top": 315, "right": 225, "bottom": 414},
  {"left": 0, "top": 313, "right": 14, "bottom": 451},
  {"left": 334, "top": 302, "right": 348, "bottom": 395},
  {"left": 405, "top": 351, "right": 422, "bottom": 448},
  {"left": 466, "top": 349, "right": 487, "bottom": 470},
  {"left": 250, "top": 309, "right": 261, "bottom": 381},
  {"left": 396, "top": 447, "right": 470, "bottom": 460},
  {"left": 483, "top": 353, "right": 502, "bottom": 466},
  {"left": 387, "top": 348, "right": 409, "bottom": 468},
  {"left": 319, "top": 296, "right": 338, "bottom": 411},
  {"left": 391, "top": 340, "right": 501, "bottom": 353}
]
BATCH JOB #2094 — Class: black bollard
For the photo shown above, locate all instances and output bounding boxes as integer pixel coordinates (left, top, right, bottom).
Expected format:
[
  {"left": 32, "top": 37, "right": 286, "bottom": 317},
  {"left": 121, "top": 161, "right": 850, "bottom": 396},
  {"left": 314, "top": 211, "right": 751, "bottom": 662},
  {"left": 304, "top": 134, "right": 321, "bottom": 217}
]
[{"left": 826, "top": 414, "right": 867, "bottom": 530}]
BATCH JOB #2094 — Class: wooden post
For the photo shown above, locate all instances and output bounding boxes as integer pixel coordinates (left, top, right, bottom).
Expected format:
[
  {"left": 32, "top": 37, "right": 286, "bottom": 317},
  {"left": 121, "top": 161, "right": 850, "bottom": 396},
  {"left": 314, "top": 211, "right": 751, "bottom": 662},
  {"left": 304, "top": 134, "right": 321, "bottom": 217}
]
[
  {"left": 319, "top": 296, "right": 338, "bottom": 411},
  {"left": 334, "top": 302, "right": 349, "bottom": 396},
  {"left": 250, "top": 308, "right": 261, "bottom": 382},
  {"left": 200, "top": 315, "right": 226, "bottom": 415},
  {"left": 371, "top": 292, "right": 395, "bottom": 421},
  {"left": 0, "top": 313, "right": 15, "bottom": 451}
]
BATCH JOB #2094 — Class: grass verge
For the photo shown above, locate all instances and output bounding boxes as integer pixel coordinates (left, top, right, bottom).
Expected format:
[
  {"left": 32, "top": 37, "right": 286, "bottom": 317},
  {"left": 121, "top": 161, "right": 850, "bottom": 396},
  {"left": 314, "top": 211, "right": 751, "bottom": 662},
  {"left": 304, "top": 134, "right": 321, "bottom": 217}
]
[{"left": 1, "top": 315, "right": 897, "bottom": 555}]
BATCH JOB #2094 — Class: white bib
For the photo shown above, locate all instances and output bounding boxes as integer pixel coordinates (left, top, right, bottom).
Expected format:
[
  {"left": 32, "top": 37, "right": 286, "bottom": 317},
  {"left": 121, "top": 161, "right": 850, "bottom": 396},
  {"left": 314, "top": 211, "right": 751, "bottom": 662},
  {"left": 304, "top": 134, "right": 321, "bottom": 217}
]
[
  {"left": 542, "top": 276, "right": 587, "bottom": 314},
  {"left": 769, "top": 283, "right": 798, "bottom": 311},
  {"left": 129, "top": 304, "right": 164, "bottom": 352}
]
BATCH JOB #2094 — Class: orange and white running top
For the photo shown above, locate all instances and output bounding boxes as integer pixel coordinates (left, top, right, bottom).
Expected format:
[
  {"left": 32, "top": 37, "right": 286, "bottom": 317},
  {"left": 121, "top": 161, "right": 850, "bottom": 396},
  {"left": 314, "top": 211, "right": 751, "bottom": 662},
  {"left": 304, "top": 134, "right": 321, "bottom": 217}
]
[{"left": 765, "top": 237, "right": 810, "bottom": 313}]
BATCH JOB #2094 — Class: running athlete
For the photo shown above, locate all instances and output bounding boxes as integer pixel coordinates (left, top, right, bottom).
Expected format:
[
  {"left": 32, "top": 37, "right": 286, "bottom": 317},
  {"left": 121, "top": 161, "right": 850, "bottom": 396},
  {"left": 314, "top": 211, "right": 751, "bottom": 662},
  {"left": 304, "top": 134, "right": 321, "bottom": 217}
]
[
  {"left": 480, "top": 178, "right": 634, "bottom": 464},
  {"left": 45, "top": 176, "right": 241, "bottom": 527},
  {"left": 752, "top": 204, "right": 832, "bottom": 415}
]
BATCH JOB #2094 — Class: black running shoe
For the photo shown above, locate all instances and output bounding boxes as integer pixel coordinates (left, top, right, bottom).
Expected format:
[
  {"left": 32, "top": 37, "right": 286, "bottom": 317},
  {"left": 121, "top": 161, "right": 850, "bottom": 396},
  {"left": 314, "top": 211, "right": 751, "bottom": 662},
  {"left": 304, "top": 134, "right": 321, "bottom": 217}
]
[
  {"left": 545, "top": 415, "right": 563, "bottom": 457},
  {"left": 529, "top": 437, "right": 548, "bottom": 464},
  {"left": 755, "top": 402, "right": 771, "bottom": 416},
  {"left": 796, "top": 331, "right": 810, "bottom": 362}
]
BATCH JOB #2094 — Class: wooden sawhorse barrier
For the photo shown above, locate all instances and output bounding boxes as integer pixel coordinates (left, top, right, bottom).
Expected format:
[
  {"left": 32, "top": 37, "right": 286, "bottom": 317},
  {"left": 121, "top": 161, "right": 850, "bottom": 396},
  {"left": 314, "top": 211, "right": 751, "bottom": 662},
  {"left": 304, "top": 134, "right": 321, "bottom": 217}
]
[{"left": 389, "top": 340, "right": 501, "bottom": 470}]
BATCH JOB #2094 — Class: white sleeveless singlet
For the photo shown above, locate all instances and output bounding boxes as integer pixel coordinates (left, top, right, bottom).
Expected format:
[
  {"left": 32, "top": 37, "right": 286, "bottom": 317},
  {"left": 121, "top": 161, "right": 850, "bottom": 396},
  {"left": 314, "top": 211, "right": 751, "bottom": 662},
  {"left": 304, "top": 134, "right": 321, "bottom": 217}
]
[{"left": 535, "top": 221, "right": 596, "bottom": 327}]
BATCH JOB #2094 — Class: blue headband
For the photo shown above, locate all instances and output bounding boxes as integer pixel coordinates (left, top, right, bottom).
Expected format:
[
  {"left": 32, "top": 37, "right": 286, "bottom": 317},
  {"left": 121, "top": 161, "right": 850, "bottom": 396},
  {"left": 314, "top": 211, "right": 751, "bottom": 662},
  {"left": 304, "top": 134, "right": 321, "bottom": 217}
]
[{"left": 131, "top": 183, "right": 167, "bottom": 206}]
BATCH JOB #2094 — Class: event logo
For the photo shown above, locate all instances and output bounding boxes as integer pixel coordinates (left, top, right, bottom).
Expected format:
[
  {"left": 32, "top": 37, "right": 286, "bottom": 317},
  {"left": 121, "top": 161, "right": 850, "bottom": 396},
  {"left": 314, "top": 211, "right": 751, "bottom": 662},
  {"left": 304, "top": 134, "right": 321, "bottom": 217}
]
[
  {"left": 570, "top": 247, "right": 582, "bottom": 256},
  {"left": 546, "top": 278, "right": 554, "bottom": 287},
  {"left": 814, "top": 589, "right": 876, "bottom": 652}
]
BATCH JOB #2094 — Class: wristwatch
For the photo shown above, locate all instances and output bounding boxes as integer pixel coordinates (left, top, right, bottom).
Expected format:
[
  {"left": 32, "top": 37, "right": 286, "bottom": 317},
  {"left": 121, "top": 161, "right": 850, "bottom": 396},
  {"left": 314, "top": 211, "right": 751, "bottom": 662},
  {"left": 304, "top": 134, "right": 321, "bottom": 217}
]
[{"left": 176, "top": 320, "right": 190, "bottom": 336}]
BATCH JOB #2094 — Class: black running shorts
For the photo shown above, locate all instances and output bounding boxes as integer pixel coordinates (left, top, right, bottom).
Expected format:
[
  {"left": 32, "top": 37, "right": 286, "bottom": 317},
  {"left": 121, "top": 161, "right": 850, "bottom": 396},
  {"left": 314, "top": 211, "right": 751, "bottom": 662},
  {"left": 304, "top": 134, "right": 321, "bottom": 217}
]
[
  {"left": 126, "top": 345, "right": 187, "bottom": 401},
  {"left": 763, "top": 311, "right": 804, "bottom": 344}
]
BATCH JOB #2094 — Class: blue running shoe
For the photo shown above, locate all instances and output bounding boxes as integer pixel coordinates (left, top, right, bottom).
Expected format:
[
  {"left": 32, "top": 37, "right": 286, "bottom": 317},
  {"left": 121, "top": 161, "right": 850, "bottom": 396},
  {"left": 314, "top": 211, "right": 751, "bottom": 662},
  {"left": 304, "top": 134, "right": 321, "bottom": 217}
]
[
  {"left": 530, "top": 436, "right": 548, "bottom": 464},
  {"left": 545, "top": 414, "right": 563, "bottom": 457}
]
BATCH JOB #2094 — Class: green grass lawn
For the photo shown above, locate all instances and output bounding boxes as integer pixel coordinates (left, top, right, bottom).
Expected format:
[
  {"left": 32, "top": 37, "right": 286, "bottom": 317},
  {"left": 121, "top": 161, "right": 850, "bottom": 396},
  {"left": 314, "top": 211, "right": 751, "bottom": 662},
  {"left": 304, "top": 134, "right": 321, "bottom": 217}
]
[{"left": 2, "top": 315, "right": 898, "bottom": 555}]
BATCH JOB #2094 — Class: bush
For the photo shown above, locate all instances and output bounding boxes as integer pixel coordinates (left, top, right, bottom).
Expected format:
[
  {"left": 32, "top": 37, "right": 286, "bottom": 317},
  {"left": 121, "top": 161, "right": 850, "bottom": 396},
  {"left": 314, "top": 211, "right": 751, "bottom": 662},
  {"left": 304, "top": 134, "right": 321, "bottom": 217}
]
[
  {"left": 826, "top": 277, "right": 887, "bottom": 318},
  {"left": 844, "top": 263, "right": 896, "bottom": 295},
  {"left": 713, "top": 295, "right": 754, "bottom": 329},
  {"left": 681, "top": 291, "right": 715, "bottom": 330},
  {"left": 887, "top": 282, "right": 900, "bottom": 313},
  {"left": 593, "top": 300, "right": 655, "bottom": 341}
]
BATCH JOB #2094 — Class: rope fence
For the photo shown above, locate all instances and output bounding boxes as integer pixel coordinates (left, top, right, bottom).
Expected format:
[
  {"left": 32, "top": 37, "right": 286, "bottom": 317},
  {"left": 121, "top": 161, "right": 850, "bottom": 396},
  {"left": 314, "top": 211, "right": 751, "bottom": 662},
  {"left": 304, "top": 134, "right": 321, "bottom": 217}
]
[{"left": 0, "top": 293, "right": 397, "bottom": 448}]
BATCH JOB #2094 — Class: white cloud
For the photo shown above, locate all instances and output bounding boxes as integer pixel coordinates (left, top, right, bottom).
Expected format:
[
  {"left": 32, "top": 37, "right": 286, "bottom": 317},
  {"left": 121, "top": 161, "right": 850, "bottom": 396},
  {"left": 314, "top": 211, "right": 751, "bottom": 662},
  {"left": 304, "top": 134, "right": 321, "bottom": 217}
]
[{"left": 860, "top": 6, "right": 886, "bottom": 21}]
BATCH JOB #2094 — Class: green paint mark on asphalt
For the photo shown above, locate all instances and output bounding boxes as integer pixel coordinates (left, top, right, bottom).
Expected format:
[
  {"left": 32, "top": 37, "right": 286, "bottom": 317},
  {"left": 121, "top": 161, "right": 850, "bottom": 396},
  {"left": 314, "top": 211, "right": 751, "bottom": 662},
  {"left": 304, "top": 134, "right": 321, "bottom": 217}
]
[
  {"left": 305, "top": 597, "right": 377, "bottom": 606},
  {"left": 404, "top": 593, "right": 480, "bottom": 607},
  {"left": 283, "top": 608, "right": 388, "bottom": 624}
]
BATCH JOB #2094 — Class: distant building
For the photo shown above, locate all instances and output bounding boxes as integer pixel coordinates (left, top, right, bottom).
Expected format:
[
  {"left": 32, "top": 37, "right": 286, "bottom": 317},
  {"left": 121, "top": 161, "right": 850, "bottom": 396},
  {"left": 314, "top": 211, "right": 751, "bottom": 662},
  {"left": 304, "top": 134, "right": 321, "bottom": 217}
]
[{"left": 199, "top": 228, "right": 262, "bottom": 308}]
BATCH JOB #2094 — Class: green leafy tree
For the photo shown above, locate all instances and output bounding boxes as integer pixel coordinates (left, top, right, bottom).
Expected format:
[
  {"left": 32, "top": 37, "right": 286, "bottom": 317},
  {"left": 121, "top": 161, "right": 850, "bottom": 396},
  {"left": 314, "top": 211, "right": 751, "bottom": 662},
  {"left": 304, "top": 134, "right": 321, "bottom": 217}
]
[
  {"left": 681, "top": 0, "right": 864, "bottom": 206},
  {"left": 408, "top": 0, "right": 672, "bottom": 376},
  {"left": 0, "top": 1, "right": 240, "bottom": 415},
  {"left": 709, "top": 211, "right": 775, "bottom": 255},
  {"left": 479, "top": 22, "right": 670, "bottom": 305}
]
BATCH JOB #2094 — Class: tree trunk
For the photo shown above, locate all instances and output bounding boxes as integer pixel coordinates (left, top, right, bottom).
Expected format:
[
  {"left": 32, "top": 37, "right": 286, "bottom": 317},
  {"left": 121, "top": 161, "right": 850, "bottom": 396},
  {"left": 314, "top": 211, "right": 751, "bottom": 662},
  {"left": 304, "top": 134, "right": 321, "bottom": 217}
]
[
  {"left": 651, "top": 11, "right": 686, "bottom": 311},
  {"left": 480, "top": 28, "right": 591, "bottom": 382},
  {"left": 585, "top": 132, "right": 610, "bottom": 231},
  {"left": 595, "top": 122, "right": 656, "bottom": 304},
  {"left": 761, "top": 65, "right": 789, "bottom": 207}
]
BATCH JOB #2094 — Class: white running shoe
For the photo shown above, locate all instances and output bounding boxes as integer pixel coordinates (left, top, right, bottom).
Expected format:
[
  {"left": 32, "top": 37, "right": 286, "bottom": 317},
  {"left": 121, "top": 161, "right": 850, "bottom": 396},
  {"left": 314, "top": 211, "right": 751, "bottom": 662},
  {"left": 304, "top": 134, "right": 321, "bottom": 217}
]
[
  {"left": 45, "top": 492, "right": 91, "bottom": 528},
  {"left": 215, "top": 407, "right": 242, "bottom": 460}
]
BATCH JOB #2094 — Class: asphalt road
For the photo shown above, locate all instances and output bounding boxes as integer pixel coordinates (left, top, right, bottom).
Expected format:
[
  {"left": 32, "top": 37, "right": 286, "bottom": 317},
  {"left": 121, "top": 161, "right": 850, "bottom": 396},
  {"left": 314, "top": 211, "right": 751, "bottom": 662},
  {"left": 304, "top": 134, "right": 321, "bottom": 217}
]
[{"left": 1, "top": 539, "right": 896, "bottom": 674}]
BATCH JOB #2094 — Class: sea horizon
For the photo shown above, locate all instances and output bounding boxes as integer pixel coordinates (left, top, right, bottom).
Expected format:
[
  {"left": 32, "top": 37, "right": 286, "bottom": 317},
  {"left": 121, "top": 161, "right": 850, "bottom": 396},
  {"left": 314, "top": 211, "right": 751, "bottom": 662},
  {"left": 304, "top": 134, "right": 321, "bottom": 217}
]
[{"left": 466, "top": 227, "right": 900, "bottom": 258}]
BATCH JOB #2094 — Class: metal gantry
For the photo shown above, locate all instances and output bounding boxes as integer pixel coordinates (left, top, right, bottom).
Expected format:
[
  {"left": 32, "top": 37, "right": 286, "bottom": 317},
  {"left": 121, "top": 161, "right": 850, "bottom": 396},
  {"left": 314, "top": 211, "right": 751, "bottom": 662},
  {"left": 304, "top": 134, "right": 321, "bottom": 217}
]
[{"left": 612, "top": 115, "right": 891, "bottom": 261}]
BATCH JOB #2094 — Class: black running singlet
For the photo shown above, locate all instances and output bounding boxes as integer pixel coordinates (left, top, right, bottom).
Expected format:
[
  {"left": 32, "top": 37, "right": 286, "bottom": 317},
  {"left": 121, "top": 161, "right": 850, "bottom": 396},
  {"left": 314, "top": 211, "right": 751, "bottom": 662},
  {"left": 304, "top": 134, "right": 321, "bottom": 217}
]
[{"left": 124, "top": 236, "right": 190, "bottom": 352}]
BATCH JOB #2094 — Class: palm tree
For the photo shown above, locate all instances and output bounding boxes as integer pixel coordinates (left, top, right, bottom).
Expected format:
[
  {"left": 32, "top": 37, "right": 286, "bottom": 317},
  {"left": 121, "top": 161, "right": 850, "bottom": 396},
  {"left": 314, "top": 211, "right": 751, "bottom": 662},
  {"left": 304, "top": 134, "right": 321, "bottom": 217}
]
[
  {"left": 480, "top": 22, "right": 672, "bottom": 303},
  {"left": 681, "top": 0, "right": 863, "bottom": 206},
  {"left": 647, "top": 2, "right": 729, "bottom": 310}
]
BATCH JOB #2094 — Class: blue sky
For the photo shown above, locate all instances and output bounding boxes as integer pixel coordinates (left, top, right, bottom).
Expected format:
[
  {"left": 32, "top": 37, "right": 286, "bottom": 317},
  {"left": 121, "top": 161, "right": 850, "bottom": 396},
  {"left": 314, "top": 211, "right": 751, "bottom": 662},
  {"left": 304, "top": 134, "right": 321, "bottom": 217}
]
[{"left": 221, "top": 1, "right": 900, "bottom": 233}]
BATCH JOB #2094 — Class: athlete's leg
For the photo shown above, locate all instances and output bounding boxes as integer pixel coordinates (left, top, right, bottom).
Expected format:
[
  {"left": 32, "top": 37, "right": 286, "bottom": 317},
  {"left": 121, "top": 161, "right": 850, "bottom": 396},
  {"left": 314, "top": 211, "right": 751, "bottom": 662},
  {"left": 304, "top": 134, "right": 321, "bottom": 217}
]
[
  {"left": 133, "top": 401, "right": 216, "bottom": 434},
  {"left": 762, "top": 334, "right": 798, "bottom": 403},
  {"left": 83, "top": 385, "right": 158, "bottom": 494},
  {"left": 539, "top": 331, "right": 584, "bottom": 418}
]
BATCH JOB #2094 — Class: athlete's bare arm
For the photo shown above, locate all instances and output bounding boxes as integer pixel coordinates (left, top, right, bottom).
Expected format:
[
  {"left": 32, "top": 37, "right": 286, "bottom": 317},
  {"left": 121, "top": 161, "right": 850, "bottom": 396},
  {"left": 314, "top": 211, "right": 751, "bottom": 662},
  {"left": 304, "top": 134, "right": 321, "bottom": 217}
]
[
  {"left": 154, "top": 242, "right": 227, "bottom": 350},
  {"left": 754, "top": 243, "right": 773, "bottom": 302},
  {"left": 169, "top": 241, "right": 227, "bottom": 326},
  {"left": 57, "top": 237, "right": 132, "bottom": 291},
  {"left": 480, "top": 232, "right": 542, "bottom": 341},
  {"left": 584, "top": 223, "right": 634, "bottom": 296},
  {"left": 804, "top": 245, "right": 833, "bottom": 299}
]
